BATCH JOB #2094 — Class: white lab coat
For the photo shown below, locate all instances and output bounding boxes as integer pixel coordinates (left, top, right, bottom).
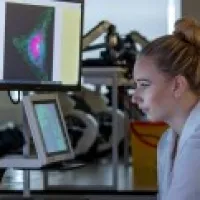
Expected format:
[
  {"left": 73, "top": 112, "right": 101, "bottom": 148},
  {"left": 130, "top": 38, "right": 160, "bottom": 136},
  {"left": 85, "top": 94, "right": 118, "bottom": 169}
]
[{"left": 157, "top": 101, "right": 200, "bottom": 200}]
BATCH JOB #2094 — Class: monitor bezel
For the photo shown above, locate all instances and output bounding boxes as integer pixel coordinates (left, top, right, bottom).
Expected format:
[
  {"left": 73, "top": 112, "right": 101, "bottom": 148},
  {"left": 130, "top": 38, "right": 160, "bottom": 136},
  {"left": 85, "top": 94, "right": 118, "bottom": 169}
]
[
  {"left": 0, "top": 0, "right": 84, "bottom": 91},
  {"left": 22, "top": 93, "right": 75, "bottom": 165}
]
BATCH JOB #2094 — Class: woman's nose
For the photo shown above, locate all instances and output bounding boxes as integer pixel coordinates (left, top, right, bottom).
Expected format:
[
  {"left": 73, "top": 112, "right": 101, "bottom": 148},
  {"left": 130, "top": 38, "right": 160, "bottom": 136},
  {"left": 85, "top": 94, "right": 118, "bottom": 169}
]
[
  {"left": 132, "top": 90, "right": 143, "bottom": 105},
  {"left": 131, "top": 93, "right": 137, "bottom": 104}
]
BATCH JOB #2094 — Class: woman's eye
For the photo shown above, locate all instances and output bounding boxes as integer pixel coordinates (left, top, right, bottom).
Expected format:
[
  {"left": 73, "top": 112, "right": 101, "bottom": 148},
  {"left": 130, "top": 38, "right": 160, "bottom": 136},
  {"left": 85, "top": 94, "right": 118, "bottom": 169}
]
[
  {"left": 139, "top": 83, "right": 150, "bottom": 88},
  {"left": 133, "top": 81, "right": 150, "bottom": 89}
]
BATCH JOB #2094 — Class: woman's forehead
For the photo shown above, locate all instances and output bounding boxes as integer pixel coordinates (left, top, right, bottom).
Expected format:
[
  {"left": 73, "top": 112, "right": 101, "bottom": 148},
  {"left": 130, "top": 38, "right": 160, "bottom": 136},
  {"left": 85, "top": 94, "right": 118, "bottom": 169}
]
[{"left": 134, "top": 57, "right": 165, "bottom": 81}]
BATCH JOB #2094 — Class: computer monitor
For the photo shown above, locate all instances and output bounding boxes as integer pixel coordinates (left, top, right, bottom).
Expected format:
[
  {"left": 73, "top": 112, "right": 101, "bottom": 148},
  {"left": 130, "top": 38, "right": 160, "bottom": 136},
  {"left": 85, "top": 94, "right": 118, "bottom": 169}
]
[
  {"left": 22, "top": 93, "right": 74, "bottom": 165},
  {"left": 0, "top": 0, "right": 83, "bottom": 91}
]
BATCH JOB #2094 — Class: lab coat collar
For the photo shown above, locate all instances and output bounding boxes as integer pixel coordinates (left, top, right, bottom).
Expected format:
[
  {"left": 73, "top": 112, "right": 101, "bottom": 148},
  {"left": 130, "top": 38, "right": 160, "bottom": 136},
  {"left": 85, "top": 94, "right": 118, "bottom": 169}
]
[
  {"left": 177, "top": 100, "right": 200, "bottom": 153},
  {"left": 158, "top": 128, "right": 177, "bottom": 196}
]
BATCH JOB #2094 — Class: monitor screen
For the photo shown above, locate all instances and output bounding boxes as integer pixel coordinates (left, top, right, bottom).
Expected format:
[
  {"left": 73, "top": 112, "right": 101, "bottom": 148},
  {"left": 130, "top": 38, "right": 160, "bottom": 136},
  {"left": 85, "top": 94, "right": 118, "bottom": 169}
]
[
  {"left": 0, "top": 0, "right": 83, "bottom": 91},
  {"left": 33, "top": 101, "right": 69, "bottom": 154}
]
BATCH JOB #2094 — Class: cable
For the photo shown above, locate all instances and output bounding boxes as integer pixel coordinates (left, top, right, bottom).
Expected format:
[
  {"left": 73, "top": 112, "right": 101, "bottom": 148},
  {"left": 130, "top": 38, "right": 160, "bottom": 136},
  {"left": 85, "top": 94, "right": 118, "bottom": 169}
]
[{"left": 7, "top": 90, "right": 21, "bottom": 105}]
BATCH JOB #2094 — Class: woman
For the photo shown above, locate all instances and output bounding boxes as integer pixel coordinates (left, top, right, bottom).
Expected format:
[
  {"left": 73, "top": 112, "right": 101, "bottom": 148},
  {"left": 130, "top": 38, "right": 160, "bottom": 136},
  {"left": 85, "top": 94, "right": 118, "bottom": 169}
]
[{"left": 132, "top": 17, "right": 200, "bottom": 200}]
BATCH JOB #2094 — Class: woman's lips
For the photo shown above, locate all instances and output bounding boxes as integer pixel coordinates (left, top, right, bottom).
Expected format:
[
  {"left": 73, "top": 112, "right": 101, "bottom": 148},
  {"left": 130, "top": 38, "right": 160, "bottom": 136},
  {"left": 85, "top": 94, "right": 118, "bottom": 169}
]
[{"left": 140, "top": 107, "right": 149, "bottom": 114}]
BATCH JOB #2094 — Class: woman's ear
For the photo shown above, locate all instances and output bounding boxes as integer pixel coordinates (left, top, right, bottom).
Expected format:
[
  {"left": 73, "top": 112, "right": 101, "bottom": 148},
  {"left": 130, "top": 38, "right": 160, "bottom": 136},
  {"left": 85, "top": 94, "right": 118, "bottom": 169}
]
[{"left": 172, "top": 75, "right": 188, "bottom": 98}]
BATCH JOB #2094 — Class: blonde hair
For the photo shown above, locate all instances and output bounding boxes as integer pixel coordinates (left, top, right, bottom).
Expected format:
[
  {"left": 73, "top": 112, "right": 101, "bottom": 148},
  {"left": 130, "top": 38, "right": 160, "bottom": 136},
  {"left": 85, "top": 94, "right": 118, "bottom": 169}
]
[{"left": 139, "top": 17, "right": 200, "bottom": 94}]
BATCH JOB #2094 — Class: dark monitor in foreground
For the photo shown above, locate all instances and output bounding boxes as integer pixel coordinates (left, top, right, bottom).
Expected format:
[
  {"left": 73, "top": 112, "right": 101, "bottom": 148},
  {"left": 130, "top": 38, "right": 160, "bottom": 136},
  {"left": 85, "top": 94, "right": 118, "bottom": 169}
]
[{"left": 0, "top": 0, "right": 83, "bottom": 91}]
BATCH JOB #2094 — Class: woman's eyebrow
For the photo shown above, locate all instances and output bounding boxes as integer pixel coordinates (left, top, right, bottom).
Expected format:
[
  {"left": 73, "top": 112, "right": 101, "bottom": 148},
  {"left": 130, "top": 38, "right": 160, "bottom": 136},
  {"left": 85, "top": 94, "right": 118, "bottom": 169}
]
[{"left": 135, "top": 78, "right": 151, "bottom": 83}]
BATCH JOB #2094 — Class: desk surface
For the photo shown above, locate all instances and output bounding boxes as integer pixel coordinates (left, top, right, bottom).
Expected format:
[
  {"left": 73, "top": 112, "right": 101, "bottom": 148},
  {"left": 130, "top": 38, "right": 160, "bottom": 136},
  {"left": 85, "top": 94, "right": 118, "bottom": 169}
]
[
  {"left": 82, "top": 67, "right": 125, "bottom": 76},
  {"left": 82, "top": 67, "right": 134, "bottom": 86},
  {"left": 14, "top": 162, "right": 86, "bottom": 171}
]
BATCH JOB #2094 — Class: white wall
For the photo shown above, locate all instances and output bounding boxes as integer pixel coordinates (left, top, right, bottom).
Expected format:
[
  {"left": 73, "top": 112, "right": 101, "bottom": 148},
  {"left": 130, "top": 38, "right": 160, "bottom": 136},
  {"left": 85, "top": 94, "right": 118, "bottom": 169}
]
[
  {"left": 83, "top": 0, "right": 180, "bottom": 58},
  {"left": 84, "top": 0, "right": 168, "bottom": 38}
]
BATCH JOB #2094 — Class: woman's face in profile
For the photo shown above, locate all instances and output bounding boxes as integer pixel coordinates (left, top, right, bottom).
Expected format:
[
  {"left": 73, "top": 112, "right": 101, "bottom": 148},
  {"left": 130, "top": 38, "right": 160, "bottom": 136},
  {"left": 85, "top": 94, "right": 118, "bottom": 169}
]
[{"left": 132, "top": 56, "right": 176, "bottom": 122}]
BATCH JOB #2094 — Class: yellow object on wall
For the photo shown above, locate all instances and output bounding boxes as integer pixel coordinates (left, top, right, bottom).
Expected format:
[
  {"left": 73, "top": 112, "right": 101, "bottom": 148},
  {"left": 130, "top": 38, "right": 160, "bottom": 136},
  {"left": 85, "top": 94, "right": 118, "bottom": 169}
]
[{"left": 130, "top": 121, "right": 168, "bottom": 190}]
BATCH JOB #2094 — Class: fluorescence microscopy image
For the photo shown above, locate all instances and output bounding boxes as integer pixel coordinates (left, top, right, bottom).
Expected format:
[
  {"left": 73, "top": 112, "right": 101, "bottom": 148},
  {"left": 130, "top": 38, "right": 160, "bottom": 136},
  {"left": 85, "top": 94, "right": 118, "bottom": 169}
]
[{"left": 4, "top": 2, "right": 55, "bottom": 81}]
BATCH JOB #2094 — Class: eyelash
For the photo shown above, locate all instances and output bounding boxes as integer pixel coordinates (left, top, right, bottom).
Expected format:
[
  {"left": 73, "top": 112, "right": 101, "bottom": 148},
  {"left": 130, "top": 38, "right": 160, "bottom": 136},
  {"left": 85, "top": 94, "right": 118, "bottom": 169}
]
[
  {"left": 136, "top": 83, "right": 150, "bottom": 89},
  {"left": 140, "top": 83, "right": 150, "bottom": 87}
]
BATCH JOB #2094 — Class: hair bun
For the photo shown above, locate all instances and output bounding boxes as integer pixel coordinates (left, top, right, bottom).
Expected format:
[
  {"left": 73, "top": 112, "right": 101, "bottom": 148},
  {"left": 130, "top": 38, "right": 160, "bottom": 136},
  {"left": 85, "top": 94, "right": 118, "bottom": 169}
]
[{"left": 174, "top": 17, "right": 200, "bottom": 48}]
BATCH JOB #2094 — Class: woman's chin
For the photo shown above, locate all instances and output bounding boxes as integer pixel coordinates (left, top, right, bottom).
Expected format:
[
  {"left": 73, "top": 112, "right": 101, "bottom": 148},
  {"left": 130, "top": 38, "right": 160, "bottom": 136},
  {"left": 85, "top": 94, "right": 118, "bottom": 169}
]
[{"left": 146, "top": 115, "right": 160, "bottom": 122}]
